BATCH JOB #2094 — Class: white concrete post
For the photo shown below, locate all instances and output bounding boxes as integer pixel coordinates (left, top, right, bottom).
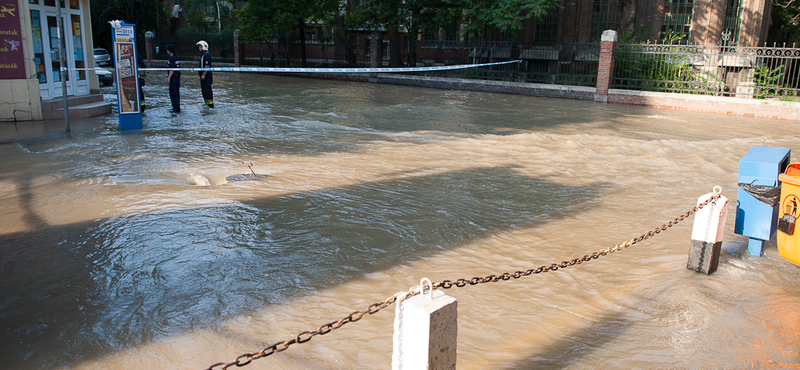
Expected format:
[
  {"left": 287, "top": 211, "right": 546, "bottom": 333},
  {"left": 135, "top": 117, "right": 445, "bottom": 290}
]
[
  {"left": 392, "top": 282, "right": 457, "bottom": 370},
  {"left": 688, "top": 186, "right": 729, "bottom": 274}
]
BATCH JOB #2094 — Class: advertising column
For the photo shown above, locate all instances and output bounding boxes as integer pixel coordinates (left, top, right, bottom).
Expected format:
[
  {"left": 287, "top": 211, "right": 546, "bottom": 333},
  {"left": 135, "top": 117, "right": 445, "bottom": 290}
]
[{"left": 111, "top": 20, "right": 141, "bottom": 130}]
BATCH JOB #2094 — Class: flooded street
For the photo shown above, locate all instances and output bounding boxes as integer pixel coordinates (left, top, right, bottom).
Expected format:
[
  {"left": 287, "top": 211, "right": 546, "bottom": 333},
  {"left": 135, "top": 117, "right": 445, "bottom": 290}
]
[{"left": 1, "top": 73, "right": 799, "bottom": 370}]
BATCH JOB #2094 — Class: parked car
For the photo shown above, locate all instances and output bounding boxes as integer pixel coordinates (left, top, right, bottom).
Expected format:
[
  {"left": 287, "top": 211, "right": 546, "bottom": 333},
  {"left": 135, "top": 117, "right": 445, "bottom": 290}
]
[
  {"left": 95, "top": 67, "right": 113, "bottom": 86},
  {"left": 93, "top": 48, "right": 111, "bottom": 66}
]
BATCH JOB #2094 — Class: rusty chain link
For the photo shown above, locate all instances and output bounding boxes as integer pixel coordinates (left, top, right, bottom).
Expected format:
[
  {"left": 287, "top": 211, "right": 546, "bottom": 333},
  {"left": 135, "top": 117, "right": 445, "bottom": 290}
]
[{"left": 207, "top": 192, "right": 721, "bottom": 370}]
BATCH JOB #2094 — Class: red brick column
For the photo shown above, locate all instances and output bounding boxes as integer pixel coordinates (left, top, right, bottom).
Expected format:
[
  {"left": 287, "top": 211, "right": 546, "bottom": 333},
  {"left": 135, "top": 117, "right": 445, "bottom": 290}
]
[
  {"left": 595, "top": 30, "right": 617, "bottom": 103},
  {"left": 145, "top": 32, "right": 154, "bottom": 66}
]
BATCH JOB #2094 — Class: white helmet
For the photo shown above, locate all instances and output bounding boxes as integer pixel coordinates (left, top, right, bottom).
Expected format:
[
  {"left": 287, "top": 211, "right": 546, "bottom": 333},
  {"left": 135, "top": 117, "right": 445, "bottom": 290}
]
[{"left": 196, "top": 40, "right": 208, "bottom": 51}]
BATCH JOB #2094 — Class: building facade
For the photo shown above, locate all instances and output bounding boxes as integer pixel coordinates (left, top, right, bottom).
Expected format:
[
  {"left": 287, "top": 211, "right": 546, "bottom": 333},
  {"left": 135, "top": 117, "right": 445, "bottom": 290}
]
[
  {"left": 2, "top": 0, "right": 100, "bottom": 122},
  {"left": 525, "top": 0, "right": 771, "bottom": 46}
]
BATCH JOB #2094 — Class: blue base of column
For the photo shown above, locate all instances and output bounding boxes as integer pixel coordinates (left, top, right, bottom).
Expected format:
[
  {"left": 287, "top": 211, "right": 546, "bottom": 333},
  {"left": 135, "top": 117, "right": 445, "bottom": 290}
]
[
  {"left": 748, "top": 238, "right": 765, "bottom": 256},
  {"left": 119, "top": 113, "right": 143, "bottom": 130}
]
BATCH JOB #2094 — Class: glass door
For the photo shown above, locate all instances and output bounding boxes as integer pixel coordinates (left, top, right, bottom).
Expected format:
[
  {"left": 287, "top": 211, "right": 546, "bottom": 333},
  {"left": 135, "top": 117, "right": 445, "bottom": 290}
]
[
  {"left": 35, "top": 12, "right": 88, "bottom": 99},
  {"left": 46, "top": 13, "right": 67, "bottom": 98},
  {"left": 69, "top": 14, "right": 89, "bottom": 94}
]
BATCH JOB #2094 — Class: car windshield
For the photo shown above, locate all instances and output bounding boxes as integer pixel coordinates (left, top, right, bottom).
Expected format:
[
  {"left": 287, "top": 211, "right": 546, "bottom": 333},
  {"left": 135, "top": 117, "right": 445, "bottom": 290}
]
[{"left": 94, "top": 49, "right": 107, "bottom": 55}]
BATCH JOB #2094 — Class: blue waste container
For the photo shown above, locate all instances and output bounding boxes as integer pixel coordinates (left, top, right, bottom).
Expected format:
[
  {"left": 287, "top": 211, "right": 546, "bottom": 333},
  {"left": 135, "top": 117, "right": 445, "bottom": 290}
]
[{"left": 734, "top": 146, "right": 791, "bottom": 256}]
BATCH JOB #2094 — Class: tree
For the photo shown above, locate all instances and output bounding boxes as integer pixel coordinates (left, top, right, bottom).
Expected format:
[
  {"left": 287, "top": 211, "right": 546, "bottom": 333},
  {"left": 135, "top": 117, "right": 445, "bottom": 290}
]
[
  {"left": 353, "top": 0, "right": 407, "bottom": 66},
  {"left": 178, "top": 0, "right": 239, "bottom": 36},
  {"left": 458, "top": 0, "right": 561, "bottom": 40},
  {"left": 314, "top": 0, "right": 359, "bottom": 65},
  {"left": 90, "top": 0, "right": 168, "bottom": 50},
  {"left": 353, "top": 0, "right": 559, "bottom": 67},
  {"left": 352, "top": 0, "right": 462, "bottom": 66},
  {"left": 770, "top": 0, "right": 800, "bottom": 45},
  {"left": 237, "top": 0, "right": 321, "bottom": 66}
]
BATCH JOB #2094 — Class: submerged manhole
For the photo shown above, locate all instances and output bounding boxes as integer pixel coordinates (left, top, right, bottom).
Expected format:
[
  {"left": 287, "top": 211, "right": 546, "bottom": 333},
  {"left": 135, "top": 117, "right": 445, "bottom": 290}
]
[
  {"left": 226, "top": 161, "right": 268, "bottom": 182},
  {"left": 226, "top": 173, "right": 269, "bottom": 182}
]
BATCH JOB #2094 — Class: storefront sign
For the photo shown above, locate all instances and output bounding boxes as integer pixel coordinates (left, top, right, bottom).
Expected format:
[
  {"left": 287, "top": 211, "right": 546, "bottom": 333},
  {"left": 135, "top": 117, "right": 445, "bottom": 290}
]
[{"left": 0, "top": 2, "right": 26, "bottom": 79}]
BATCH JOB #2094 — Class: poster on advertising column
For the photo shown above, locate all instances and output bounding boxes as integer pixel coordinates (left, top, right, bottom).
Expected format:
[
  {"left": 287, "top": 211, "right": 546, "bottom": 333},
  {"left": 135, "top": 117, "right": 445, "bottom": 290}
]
[
  {"left": 115, "top": 42, "right": 140, "bottom": 113},
  {"left": 0, "top": 2, "right": 26, "bottom": 79},
  {"left": 111, "top": 20, "right": 141, "bottom": 130}
]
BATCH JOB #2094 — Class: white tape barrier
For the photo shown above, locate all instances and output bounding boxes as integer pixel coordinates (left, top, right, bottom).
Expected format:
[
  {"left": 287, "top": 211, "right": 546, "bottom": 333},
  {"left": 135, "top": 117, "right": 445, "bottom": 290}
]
[{"left": 138, "top": 60, "right": 521, "bottom": 73}]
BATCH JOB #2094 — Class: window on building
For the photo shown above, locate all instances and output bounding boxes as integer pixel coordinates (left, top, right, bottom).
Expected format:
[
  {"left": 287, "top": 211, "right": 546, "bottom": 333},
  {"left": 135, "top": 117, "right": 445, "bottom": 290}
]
[
  {"left": 30, "top": 10, "right": 46, "bottom": 83},
  {"left": 531, "top": 12, "right": 558, "bottom": 43},
  {"left": 723, "top": 0, "right": 742, "bottom": 45},
  {"left": 662, "top": 0, "right": 694, "bottom": 42},
  {"left": 591, "top": 0, "right": 622, "bottom": 42}
]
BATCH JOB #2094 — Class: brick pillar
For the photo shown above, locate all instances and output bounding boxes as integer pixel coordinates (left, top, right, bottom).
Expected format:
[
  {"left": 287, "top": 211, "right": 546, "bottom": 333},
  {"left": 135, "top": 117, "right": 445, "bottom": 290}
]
[
  {"left": 370, "top": 31, "right": 382, "bottom": 69},
  {"left": 145, "top": 31, "right": 154, "bottom": 66},
  {"left": 234, "top": 29, "right": 241, "bottom": 67},
  {"left": 595, "top": 30, "right": 617, "bottom": 103},
  {"left": 370, "top": 31, "right": 382, "bottom": 81}
]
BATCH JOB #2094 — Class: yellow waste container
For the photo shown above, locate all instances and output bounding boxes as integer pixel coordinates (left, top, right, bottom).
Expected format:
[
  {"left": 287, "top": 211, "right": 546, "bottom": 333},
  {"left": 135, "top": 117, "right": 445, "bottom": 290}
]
[{"left": 777, "top": 163, "right": 800, "bottom": 266}]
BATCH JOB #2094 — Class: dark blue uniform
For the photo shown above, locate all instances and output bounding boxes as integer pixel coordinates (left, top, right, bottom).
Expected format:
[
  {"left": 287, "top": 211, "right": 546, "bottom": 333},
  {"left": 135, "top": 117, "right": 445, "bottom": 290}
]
[
  {"left": 168, "top": 54, "right": 181, "bottom": 113},
  {"left": 199, "top": 51, "right": 213, "bottom": 108}
]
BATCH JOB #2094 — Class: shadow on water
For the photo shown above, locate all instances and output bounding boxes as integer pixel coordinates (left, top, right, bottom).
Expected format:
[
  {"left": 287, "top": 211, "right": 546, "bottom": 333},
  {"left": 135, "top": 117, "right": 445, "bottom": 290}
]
[
  {"left": 0, "top": 166, "right": 607, "bottom": 369},
  {"left": 503, "top": 309, "right": 634, "bottom": 370}
]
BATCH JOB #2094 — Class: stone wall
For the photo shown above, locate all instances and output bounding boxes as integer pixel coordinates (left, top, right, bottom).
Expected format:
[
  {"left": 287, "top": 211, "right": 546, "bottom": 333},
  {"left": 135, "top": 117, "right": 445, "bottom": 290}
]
[{"left": 1, "top": 79, "right": 43, "bottom": 122}]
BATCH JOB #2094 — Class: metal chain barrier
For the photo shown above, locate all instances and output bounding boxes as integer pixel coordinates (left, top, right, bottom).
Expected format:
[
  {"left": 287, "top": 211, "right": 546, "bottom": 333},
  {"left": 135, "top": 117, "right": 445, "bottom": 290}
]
[{"left": 206, "top": 191, "right": 721, "bottom": 370}]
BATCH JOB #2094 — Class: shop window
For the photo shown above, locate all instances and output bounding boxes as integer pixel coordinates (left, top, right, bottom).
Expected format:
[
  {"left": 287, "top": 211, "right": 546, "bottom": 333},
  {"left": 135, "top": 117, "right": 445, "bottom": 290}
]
[
  {"left": 30, "top": 10, "right": 47, "bottom": 83},
  {"left": 47, "top": 15, "right": 62, "bottom": 82},
  {"left": 71, "top": 14, "right": 85, "bottom": 80}
]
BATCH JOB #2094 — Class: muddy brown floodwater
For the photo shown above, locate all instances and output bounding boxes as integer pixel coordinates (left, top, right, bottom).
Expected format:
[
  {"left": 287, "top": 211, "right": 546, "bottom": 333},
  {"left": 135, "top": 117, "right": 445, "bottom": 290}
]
[{"left": 1, "top": 73, "right": 799, "bottom": 370}]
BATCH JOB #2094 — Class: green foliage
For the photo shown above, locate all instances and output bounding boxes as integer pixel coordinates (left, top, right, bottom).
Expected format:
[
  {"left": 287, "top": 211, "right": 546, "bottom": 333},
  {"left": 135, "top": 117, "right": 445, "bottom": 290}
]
[
  {"left": 237, "top": 0, "right": 323, "bottom": 40},
  {"left": 350, "top": 0, "right": 560, "bottom": 40},
  {"left": 618, "top": 25, "right": 685, "bottom": 44},
  {"left": 748, "top": 64, "right": 799, "bottom": 100},
  {"left": 90, "top": 0, "right": 169, "bottom": 48},
  {"left": 769, "top": 0, "right": 800, "bottom": 44},
  {"left": 459, "top": 0, "right": 561, "bottom": 38},
  {"left": 611, "top": 31, "right": 728, "bottom": 95},
  {"left": 178, "top": 0, "right": 240, "bottom": 36}
]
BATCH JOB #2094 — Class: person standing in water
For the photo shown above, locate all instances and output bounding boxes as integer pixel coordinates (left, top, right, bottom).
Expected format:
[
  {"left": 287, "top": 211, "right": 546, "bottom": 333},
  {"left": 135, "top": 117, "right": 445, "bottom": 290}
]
[
  {"left": 166, "top": 44, "right": 181, "bottom": 113},
  {"left": 196, "top": 40, "right": 213, "bottom": 108}
]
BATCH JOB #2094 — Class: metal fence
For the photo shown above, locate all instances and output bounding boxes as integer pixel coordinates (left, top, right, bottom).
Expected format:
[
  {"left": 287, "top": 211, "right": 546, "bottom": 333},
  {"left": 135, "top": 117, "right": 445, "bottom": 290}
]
[
  {"left": 410, "top": 41, "right": 598, "bottom": 86},
  {"left": 236, "top": 39, "right": 600, "bottom": 87},
  {"left": 613, "top": 42, "right": 800, "bottom": 100},
  {"left": 151, "top": 35, "right": 800, "bottom": 101},
  {"left": 151, "top": 35, "right": 236, "bottom": 65}
]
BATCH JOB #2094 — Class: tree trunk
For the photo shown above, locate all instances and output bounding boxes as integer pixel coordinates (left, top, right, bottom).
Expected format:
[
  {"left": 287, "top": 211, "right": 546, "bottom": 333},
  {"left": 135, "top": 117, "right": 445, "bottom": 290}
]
[
  {"left": 388, "top": 25, "right": 403, "bottom": 67},
  {"left": 333, "top": 11, "right": 357, "bottom": 65},
  {"left": 298, "top": 18, "right": 308, "bottom": 67},
  {"left": 620, "top": 0, "right": 637, "bottom": 38}
]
